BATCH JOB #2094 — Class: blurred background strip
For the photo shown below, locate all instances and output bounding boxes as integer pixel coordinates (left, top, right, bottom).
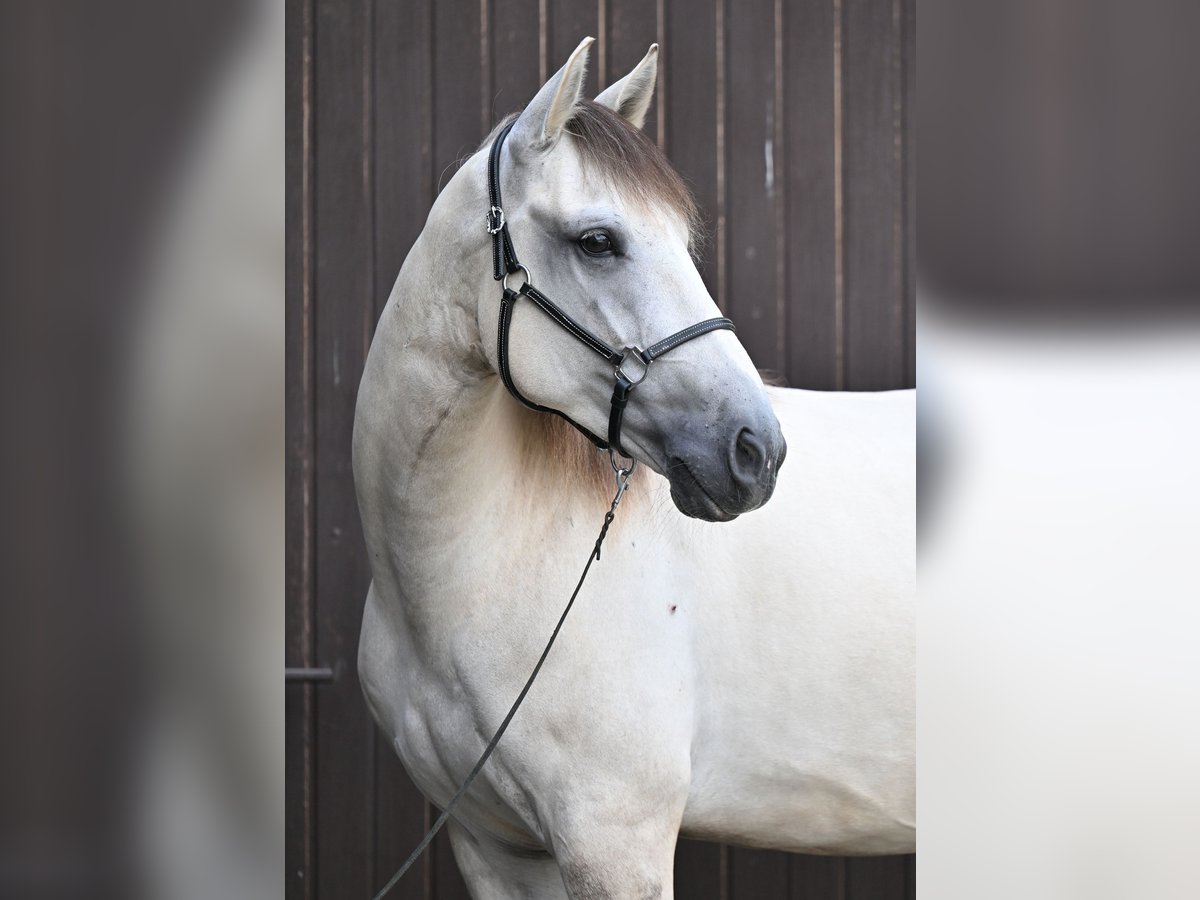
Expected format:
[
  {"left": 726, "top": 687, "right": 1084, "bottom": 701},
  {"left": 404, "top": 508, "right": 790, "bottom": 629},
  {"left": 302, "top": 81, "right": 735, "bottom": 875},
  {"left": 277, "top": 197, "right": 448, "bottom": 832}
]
[{"left": 285, "top": 0, "right": 914, "bottom": 896}]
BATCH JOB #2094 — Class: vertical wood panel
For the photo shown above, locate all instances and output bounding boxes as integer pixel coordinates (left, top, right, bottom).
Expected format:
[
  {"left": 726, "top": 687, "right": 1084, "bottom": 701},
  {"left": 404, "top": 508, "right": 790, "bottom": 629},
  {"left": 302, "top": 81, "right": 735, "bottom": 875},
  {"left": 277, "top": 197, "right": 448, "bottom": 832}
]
[
  {"left": 724, "top": 0, "right": 784, "bottom": 373},
  {"left": 373, "top": 0, "right": 434, "bottom": 320},
  {"left": 664, "top": 0, "right": 721, "bottom": 298},
  {"left": 285, "top": 0, "right": 315, "bottom": 894},
  {"left": 846, "top": 856, "right": 909, "bottom": 900},
  {"left": 313, "top": 0, "right": 376, "bottom": 896},
  {"left": 492, "top": 0, "right": 543, "bottom": 124},
  {"left": 783, "top": 0, "right": 839, "bottom": 390},
  {"left": 548, "top": 0, "right": 600, "bottom": 97},
  {"left": 841, "top": 0, "right": 904, "bottom": 389},
  {"left": 604, "top": 0, "right": 660, "bottom": 139},
  {"left": 731, "top": 846, "right": 791, "bottom": 899},
  {"left": 370, "top": 3, "right": 435, "bottom": 896},
  {"left": 434, "top": 0, "right": 484, "bottom": 194},
  {"left": 674, "top": 837, "right": 724, "bottom": 900},
  {"left": 901, "top": 0, "right": 915, "bottom": 389},
  {"left": 790, "top": 855, "right": 846, "bottom": 900}
]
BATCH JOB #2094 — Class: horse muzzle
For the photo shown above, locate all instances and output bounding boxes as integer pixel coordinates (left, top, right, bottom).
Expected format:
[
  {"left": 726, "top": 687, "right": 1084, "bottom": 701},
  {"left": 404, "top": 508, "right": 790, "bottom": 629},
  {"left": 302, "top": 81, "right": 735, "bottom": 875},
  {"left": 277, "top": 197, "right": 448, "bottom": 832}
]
[{"left": 664, "top": 415, "right": 786, "bottom": 522}]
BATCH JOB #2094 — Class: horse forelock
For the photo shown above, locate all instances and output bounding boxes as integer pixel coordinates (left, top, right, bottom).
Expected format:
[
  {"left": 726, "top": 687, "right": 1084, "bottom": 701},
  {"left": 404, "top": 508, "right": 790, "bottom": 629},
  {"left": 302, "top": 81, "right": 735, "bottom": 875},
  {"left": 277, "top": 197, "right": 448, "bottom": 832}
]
[
  {"left": 483, "top": 101, "right": 704, "bottom": 256},
  {"left": 564, "top": 101, "right": 703, "bottom": 255}
]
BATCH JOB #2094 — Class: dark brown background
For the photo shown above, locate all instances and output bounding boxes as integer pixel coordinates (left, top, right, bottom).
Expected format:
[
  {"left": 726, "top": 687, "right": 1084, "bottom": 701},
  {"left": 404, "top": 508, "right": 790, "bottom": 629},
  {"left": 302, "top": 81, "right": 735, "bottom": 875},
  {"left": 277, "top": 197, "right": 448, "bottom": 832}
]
[{"left": 286, "top": 0, "right": 914, "bottom": 896}]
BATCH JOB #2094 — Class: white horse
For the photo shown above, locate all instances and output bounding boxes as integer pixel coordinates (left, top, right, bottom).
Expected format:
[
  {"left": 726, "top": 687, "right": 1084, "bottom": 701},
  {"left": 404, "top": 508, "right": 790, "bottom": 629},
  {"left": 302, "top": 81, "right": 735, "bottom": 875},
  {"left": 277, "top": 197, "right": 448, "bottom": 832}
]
[{"left": 354, "top": 37, "right": 914, "bottom": 899}]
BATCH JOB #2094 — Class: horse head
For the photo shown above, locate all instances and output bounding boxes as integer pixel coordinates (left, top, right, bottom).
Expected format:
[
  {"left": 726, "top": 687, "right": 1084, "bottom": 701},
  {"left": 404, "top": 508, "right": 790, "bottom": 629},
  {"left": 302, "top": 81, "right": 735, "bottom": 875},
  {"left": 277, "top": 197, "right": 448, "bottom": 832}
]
[{"left": 478, "top": 37, "right": 786, "bottom": 521}]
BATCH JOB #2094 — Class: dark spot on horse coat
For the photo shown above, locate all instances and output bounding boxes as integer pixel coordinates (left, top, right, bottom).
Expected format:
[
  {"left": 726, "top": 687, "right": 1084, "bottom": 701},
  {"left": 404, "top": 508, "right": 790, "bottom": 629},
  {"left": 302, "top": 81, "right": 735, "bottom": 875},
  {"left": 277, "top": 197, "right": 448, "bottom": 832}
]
[{"left": 669, "top": 604, "right": 677, "bottom": 614}]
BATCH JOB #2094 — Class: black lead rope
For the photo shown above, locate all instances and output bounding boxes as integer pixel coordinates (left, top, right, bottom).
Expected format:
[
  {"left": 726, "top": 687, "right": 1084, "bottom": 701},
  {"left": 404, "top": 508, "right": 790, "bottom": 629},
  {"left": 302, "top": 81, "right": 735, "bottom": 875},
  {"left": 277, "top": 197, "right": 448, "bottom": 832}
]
[
  {"left": 375, "top": 120, "right": 738, "bottom": 898},
  {"left": 372, "top": 471, "right": 633, "bottom": 900}
]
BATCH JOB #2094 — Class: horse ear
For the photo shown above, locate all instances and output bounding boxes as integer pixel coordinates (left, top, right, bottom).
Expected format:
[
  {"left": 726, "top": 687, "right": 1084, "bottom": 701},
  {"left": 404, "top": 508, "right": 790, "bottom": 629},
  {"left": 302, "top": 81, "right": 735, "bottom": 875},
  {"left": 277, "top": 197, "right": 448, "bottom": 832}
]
[
  {"left": 594, "top": 44, "right": 658, "bottom": 129},
  {"left": 511, "top": 36, "right": 594, "bottom": 151}
]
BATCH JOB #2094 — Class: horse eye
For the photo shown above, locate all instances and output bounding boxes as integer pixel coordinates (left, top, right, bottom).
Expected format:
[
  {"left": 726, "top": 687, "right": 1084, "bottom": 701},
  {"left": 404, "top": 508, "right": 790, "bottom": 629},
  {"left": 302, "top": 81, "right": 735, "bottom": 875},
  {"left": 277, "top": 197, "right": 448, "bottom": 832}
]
[{"left": 578, "top": 230, "right": 614, "bottom": 256}]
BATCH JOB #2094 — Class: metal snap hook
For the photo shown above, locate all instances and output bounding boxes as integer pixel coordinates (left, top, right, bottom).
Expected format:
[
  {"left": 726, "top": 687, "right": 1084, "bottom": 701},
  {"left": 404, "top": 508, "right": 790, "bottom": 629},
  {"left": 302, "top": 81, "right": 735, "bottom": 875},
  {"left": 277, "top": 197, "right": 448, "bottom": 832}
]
[
  {"left": 608, "top": 453, "right": 636, "bottom": 506},
  {"left": 609, "top": 448, "right": 637, "bottom": 492}
]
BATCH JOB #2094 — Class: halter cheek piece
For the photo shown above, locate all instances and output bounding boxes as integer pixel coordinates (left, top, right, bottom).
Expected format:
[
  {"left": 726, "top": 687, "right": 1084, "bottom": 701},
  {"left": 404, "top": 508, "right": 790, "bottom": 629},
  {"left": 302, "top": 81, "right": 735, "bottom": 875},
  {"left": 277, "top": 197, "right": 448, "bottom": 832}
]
[{"left": 487, "top": 118, "right": 735, "bottom": 469}]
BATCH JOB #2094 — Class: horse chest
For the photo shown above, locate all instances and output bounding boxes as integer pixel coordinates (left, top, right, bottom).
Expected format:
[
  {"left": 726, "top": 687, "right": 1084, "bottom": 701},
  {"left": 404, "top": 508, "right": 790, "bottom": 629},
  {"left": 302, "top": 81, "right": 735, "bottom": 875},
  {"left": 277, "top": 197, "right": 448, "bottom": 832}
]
[{"left": 365, "top": 505, "right": 700, "bottom": 775}]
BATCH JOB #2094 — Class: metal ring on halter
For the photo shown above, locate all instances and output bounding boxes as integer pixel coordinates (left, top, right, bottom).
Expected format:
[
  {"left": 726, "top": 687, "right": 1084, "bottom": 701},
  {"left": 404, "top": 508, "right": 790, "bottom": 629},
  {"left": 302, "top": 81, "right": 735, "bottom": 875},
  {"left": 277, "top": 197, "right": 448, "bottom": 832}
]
[
  {"left": 502, "top": 264, "right": 532, "bottom": 292},
  {"left": 609, "top": 448, "right": 637, "bottom": 478}
]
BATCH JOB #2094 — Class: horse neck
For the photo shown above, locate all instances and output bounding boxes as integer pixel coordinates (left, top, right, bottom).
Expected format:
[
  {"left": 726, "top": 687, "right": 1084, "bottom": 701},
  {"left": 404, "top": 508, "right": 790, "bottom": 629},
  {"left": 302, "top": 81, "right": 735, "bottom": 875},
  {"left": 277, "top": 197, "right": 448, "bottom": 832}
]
[{"left": 354, "top": 159, "right": 616, "bottom": 602}]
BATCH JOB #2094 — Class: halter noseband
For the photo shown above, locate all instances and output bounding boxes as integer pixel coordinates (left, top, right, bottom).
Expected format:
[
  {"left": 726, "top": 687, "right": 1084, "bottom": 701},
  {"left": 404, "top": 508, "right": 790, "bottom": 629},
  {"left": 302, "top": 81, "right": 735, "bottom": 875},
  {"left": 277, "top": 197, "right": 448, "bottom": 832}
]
[{"left": 487, "top": 118, "right": 735, "bottom": 468}]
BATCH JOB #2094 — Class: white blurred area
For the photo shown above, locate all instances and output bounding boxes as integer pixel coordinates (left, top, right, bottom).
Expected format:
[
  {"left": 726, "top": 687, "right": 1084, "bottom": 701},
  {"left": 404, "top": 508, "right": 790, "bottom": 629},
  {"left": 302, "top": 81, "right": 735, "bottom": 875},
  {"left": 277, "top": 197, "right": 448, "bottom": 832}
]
[
  {"left": 124, "top": 0, "right": 282, "bottom": 897},
  {"left": 919, "top": 310, "right": 1200, "bottom": 899},
  {"left": 919, "top": 0, "right": 1200, "bottom": 894}
]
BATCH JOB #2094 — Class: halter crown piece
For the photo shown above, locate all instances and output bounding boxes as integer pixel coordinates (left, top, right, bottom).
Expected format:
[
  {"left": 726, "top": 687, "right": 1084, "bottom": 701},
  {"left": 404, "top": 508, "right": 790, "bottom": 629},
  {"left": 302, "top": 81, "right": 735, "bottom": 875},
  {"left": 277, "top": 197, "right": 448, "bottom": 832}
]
[{"left": 487, "top": 118, "right": 735, "bottom": 471}]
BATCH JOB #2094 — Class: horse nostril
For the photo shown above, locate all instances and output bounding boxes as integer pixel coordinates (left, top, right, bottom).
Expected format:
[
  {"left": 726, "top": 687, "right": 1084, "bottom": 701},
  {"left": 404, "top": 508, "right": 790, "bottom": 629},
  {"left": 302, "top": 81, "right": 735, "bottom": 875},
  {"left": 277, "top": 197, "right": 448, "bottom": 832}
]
[{"left": 731, "top": 427, "right": 768, "bottom": 484}]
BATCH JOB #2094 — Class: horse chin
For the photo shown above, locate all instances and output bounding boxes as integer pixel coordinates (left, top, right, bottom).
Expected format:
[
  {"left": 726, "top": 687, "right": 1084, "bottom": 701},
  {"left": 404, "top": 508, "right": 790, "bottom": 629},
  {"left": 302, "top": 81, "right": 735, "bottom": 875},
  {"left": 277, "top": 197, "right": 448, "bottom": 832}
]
[
  {"left": 672, "top": 493, "right": 739, "bottom": 522},
  {"left": 667, "top": 466, "right": 741, "bottom": 523}
]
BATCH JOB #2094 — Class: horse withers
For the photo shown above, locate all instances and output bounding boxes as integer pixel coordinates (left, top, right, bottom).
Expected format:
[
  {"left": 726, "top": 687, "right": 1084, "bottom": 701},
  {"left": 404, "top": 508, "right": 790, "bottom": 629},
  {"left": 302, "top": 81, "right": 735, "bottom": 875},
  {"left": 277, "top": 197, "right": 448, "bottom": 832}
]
[{"left": 353, "top": 36, "right": 914, "bottom": 899}]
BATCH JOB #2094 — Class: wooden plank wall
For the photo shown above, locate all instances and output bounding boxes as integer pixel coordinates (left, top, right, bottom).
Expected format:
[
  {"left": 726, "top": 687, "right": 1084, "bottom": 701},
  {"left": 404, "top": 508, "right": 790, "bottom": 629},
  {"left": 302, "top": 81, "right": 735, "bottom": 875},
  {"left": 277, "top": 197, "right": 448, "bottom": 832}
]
[{"left": 286, "top": 0, "right": 915, "bottom": 897}]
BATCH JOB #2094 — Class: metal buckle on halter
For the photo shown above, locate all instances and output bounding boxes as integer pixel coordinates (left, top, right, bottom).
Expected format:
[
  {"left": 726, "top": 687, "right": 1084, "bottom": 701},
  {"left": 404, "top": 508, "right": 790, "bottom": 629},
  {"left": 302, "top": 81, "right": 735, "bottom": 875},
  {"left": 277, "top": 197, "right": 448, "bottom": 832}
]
[
  {"left": 614, "top": 347, "right": 650, "bottom": 387},
  {"left": 486, "top": 206, "right": 506, "bottom": 234}
]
